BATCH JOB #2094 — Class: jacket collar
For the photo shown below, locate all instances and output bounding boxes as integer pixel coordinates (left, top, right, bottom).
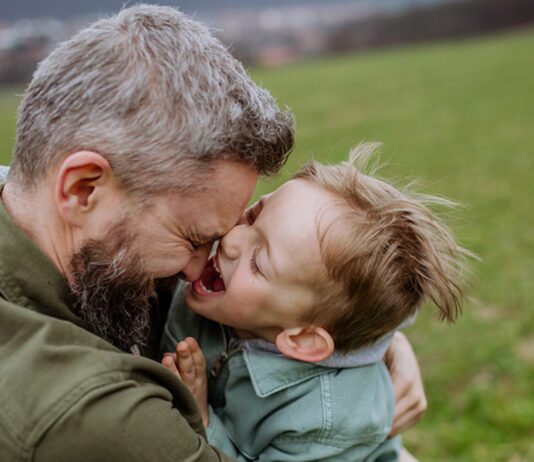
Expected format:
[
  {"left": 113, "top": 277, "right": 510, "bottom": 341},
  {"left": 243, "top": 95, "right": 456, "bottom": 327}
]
[
  {"left": 237, "top": 332, "right": 397, "bottom": 398},
  {"left": 241, "top": 347, "right": 330, "bottom": 398},
  {"left": 0, "top": 185, "right": 80, "bottom": 325}
]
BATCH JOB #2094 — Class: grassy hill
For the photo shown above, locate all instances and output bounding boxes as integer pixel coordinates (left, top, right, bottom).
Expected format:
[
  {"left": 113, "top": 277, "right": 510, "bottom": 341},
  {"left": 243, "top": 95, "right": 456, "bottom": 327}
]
[
  {"left": 1, "top": 27, "right": 533, "bottom": 461},
  {"left": 251, "top": 29, "right": 534, "bottom": 462}
]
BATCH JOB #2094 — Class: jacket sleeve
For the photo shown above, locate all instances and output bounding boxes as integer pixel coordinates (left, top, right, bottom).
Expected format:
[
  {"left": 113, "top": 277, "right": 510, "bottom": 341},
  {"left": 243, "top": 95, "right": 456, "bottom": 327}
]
[
  {"left": 206, "top": 407, "right": 250, "bottom": 461},
  {"left": 33, "top": 375, "right": 237, "bottom": 462}
]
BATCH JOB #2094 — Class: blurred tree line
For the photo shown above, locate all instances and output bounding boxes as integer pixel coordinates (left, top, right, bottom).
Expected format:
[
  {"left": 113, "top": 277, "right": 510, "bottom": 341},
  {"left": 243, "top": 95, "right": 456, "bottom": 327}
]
[{"left": 329, "top": 0, "right": 534, "bottom": 52}]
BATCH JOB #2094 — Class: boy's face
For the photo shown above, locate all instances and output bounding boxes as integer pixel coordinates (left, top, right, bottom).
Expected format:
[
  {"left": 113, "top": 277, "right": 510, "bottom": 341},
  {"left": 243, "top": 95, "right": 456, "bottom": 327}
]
[{"left": 184, "top": 179, "right": 340, "bottom": 342}]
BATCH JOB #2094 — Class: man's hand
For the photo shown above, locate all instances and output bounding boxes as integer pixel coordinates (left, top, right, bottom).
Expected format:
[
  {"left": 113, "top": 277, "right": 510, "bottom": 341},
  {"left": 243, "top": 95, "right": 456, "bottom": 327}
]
[
  {"left": 385, "top": 332, "right": 427, "bottom": 436},
  {"left": 162, "top": 337, "right": 209, "bottom": 427}
]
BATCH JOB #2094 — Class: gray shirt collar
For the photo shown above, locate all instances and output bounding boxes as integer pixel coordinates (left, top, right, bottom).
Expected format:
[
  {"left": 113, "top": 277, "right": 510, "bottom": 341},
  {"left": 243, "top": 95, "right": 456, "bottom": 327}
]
[{"left": 235, "top": 313, "right": 416, "bottom": 368}]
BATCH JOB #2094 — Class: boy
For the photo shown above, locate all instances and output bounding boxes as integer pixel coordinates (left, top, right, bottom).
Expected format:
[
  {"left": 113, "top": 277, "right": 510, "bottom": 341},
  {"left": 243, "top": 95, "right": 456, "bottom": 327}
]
[{"left": 161, "top": 143, "right": 470, "bottom": 461}]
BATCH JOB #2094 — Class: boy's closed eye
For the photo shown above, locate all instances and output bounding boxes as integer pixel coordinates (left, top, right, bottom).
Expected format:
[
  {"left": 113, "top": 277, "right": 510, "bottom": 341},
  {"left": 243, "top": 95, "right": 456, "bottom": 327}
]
[{"left": 250, "top": 247, "right": 263, "bottom": 276}]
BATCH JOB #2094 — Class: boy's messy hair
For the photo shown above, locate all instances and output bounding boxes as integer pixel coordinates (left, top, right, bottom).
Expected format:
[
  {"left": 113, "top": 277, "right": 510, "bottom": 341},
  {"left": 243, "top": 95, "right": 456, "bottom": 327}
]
[{"left": 294, "top": 143, "right": 474, "bottom": 353}]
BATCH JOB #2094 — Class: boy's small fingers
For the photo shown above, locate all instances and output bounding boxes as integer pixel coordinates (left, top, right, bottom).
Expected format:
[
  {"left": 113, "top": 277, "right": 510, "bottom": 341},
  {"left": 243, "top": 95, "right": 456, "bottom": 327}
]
[
  {"left": 161, "top": 356, "right": 181, "bottom": 379},
  {"left": 176, "top": 341, "right": 190, "bottom": 356},
  {"left": 176, "top": 342, "right": 196, "bottom": 378},
  {"left": 185, "top": 336, "right": 205, "bottom": 357},
  {"left": 185, "top": 337, "right": 199, "bottom": 349},
  {"left": 182, "top": 338, "right": 205, "bottom": 372},
  {"left": 161, "top": 355, "right": 173, "bottom": 368},
  {"left": 189, "top": 343, "right": 206, "bottom": 370}
]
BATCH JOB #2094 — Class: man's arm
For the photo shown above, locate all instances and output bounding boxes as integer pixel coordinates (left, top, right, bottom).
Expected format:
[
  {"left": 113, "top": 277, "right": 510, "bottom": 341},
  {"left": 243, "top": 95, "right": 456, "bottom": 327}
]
[
  {"left": 33, "top": 376, "right": 235, "bottom": 462},
  {"left": 385, "top": 332, "right": 428, "bottom": 436}
]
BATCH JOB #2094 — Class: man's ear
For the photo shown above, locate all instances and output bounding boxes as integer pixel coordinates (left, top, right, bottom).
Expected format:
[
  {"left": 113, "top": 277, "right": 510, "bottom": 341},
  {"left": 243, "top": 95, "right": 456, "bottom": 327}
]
[
  {"left": 55, "top": 151, "right": 112, "bottom": 226},
  {"left": 275, "top": 326, "right": 335, "bottom": 363}
]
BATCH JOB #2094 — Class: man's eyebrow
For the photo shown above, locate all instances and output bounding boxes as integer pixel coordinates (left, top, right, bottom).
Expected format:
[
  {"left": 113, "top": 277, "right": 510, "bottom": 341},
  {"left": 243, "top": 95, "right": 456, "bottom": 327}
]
[
  {"left": 202, "top": 233, "right": 221, "bottom": 243},
  {"left": 191, "top": 230, "right": 221, "bottom": 243}
]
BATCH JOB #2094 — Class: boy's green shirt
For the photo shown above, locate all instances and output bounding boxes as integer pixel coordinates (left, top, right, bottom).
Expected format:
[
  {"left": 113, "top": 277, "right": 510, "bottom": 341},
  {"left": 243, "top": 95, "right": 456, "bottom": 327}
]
[{"left": 0, "top": 189, "right": 234, "bottom": 461}]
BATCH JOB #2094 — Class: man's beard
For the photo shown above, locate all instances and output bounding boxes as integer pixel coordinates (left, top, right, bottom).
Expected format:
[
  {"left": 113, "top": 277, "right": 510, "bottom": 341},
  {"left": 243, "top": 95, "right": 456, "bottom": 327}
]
[{"left": 69, "top": 219, "right": 166, "bottom": 352}]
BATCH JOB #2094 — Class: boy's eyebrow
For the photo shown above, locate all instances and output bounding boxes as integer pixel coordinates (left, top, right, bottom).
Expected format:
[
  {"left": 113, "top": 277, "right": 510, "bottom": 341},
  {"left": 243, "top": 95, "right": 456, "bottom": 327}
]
[
  {"left": 255, "top": 193, "right": 282, "bottom": 279},
  {"left": 252, "top": 197, "right": 266, "bottom": 218}
]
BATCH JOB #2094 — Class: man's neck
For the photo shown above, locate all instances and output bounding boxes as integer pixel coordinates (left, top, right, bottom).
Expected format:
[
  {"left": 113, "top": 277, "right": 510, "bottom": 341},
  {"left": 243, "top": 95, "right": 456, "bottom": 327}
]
[{"left": 2, "top": 181, "right": 71, "bottom": 278}]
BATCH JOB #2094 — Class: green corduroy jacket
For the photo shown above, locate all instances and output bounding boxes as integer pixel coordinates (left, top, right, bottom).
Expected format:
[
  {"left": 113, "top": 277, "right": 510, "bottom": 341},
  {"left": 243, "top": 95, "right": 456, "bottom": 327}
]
[{"left": 0, "top": 185, "right": 234, "bottom": 461}]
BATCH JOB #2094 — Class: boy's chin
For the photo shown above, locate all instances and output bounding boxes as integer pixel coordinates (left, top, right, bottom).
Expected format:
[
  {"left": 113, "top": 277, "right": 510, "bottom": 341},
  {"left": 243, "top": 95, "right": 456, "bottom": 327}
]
[{"left": 184, "top": 284, "right": 227, "bottom": 322}]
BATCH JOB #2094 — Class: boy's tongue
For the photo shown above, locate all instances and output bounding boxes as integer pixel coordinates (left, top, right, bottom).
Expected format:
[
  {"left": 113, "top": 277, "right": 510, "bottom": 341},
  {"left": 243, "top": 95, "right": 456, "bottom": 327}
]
[
  {"left": 211, "top": 276, "right": 225, "bottom": 292},
  {"left": 196, "top": 258, "right": 225, "bottom": 293}
]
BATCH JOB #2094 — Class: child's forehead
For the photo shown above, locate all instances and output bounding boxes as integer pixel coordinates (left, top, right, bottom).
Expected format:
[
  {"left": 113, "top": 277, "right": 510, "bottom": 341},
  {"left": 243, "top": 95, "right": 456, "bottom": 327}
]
[
  {"left": 265, "top": 180, "right": 354, "bottom": 244},
  {"left": 268, "top": 179, "right": 340, "bottom": 210},
  {"left": 290, "top": 179, "right": 354, "bottom": 217},
  {"left": 263, "top": 180, "right": 347, "bottom": 275}
]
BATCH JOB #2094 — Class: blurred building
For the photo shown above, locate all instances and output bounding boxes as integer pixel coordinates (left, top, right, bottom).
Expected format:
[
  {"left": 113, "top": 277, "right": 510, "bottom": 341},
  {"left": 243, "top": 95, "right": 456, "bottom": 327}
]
[
  {"left": 1, "top": 0, "right": 534, "bottom": 82},
  {"left": 0, "top": 16, "right": 92, "bottom": 83}
]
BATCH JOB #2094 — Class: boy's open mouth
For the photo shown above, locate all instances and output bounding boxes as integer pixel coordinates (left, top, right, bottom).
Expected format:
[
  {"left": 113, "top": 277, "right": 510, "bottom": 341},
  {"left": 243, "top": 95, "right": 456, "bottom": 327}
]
[{"left": 192, "top": 256, "right": 226, "bottom": 297}]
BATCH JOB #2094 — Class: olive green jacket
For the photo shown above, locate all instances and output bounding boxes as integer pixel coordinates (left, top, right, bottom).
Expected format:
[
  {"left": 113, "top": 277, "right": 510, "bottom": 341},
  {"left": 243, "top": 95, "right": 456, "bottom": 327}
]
[{"left": 0, "top": 188, "right": 233, "bottom": 461}]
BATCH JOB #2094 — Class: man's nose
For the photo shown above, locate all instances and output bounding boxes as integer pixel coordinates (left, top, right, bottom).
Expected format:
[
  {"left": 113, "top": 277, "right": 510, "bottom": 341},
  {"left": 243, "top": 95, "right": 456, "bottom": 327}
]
[{"left": 181, "top": 243, "right": 211, "bottom": 282}]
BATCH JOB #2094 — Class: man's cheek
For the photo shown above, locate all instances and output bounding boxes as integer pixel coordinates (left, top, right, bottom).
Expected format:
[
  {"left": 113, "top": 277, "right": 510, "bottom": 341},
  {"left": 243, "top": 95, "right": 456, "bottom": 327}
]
[{"left": 153, "top": 248, "right": 192, "bottom": 277}]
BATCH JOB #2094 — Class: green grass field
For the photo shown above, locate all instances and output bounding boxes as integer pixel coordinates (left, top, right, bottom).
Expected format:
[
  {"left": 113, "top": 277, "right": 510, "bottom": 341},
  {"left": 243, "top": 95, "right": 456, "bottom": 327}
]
[{"left": 1, "top": 27, "right": 533, "bottom": 461}]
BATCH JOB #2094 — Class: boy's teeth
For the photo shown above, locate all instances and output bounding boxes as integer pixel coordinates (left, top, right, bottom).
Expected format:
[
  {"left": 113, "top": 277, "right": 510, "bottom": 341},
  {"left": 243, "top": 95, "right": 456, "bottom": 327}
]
[{"left": 200, "top": 280, "right": 213, "bottom": 293}]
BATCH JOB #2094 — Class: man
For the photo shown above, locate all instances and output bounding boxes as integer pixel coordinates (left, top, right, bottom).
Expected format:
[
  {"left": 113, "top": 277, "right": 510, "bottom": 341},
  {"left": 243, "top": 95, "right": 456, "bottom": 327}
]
[{"left": 0, "top": 5, "right": 424, "bottom": 461}]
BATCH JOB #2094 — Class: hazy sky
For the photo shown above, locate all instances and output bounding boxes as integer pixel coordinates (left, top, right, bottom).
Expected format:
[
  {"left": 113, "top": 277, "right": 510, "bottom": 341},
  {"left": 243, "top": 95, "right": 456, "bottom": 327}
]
[
  {"left": 0, "top": 0, "right": 444, "bottom": 21},
  {"left": 0, "top": 0, "right": 357, "bottom": 20}
]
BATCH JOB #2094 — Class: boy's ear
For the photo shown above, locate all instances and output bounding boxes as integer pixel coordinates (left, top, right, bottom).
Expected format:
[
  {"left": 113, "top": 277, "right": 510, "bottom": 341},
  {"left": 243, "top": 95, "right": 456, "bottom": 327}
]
[
  {"left": 275, "top": 326, "right": 335, "bottom": 363},
  {"left": 55, "top": 151, "right": 113, "bottom": 226}
]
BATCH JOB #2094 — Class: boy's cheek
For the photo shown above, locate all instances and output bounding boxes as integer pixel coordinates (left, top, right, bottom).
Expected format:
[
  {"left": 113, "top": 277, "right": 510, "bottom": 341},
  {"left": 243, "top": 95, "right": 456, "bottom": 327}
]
[{"left": 230, "top": 276, "right": 259, "bottom": 302}]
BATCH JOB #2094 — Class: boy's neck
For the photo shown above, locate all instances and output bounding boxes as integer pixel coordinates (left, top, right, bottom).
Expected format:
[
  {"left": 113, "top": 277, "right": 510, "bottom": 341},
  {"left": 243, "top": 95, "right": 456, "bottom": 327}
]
[
  {"left": 231, "top": 324, "right": 282, "bottom": 344},
  {"left": 234, "top": 328, "right": 259, "bottom": 340}
]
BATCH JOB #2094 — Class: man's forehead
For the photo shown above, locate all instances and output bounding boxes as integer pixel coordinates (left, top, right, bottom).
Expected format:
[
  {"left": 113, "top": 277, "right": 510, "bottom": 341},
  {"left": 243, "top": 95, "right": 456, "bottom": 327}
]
[
  {"left": 169, "top": 159, "right": 256, "bottom": 236},
  {"left": 205, "top": 160, "right": 257, "bottom": 207},
  {"left": 200, "top": 206, "right": 243, "bottom": 237}
]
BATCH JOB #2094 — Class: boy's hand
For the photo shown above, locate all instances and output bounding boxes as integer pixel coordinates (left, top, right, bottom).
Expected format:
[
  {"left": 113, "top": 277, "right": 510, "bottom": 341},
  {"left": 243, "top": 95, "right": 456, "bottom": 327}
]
[
  {"left": 162, "top": 337, "right": 209, "bottom": 427},
  {"left": 385, "top": 332, "right": 427, "bottom": 436}
]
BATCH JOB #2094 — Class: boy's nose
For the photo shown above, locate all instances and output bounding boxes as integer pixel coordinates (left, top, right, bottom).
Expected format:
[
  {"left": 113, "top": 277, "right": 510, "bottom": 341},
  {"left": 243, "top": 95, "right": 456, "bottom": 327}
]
[{"left": 220, "top": 224, "right": 247, "bottom": 260}]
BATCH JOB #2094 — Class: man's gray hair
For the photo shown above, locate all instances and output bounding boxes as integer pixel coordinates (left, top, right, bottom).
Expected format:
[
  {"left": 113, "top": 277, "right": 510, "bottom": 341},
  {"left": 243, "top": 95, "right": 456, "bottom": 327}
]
[{"left": 10, "top": 4, "right": 294, "bottom": 195}]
